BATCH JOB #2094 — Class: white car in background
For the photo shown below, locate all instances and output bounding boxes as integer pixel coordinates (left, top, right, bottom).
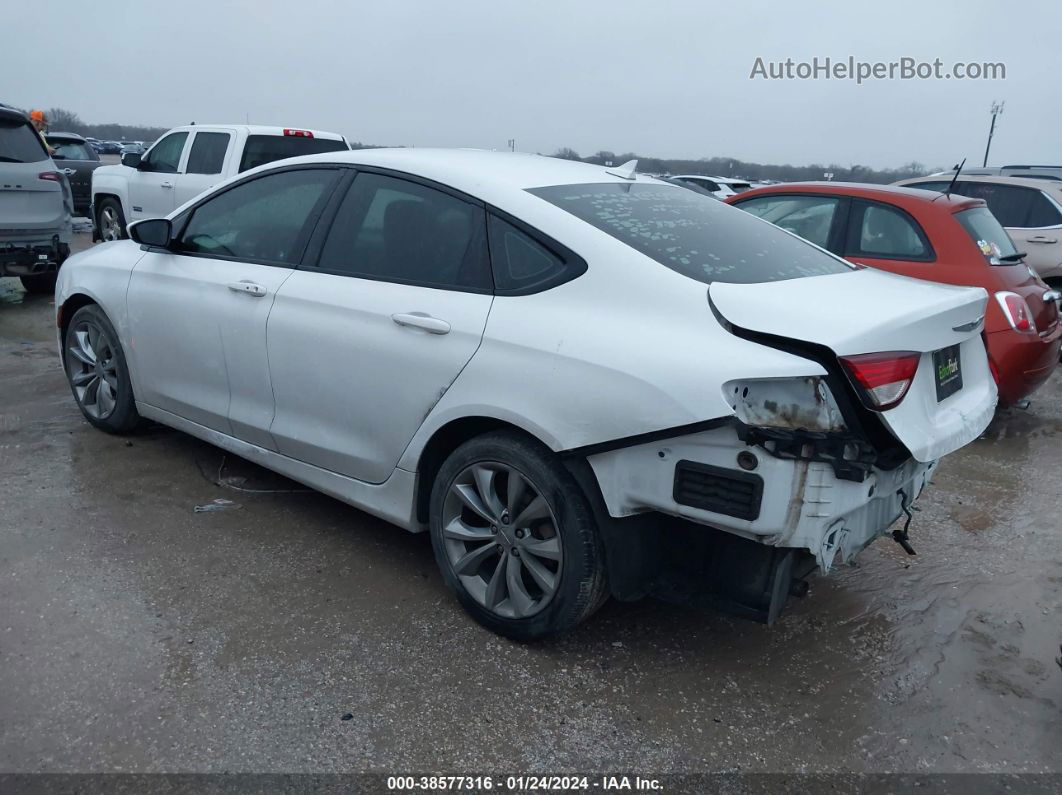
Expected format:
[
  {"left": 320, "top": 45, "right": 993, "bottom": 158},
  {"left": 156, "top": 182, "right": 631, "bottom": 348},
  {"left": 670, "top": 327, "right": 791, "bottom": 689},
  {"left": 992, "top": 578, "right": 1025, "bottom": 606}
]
[
  {"left": 57, "top": 149, "right": 996, "bottom": 638},
  {"left": 91, "top": 124, "right": 349, "bottom": 242},
  {"left": 671, "top": 174, "right": 754, "bottom": 198}
]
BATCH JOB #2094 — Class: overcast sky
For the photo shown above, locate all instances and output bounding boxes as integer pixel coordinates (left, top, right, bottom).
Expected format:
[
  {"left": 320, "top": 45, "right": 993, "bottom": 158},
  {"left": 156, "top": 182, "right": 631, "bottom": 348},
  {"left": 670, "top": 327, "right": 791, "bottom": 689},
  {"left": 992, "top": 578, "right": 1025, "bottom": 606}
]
[{"left": 5, "top": 0, "right": 1057, "bottom": 169}]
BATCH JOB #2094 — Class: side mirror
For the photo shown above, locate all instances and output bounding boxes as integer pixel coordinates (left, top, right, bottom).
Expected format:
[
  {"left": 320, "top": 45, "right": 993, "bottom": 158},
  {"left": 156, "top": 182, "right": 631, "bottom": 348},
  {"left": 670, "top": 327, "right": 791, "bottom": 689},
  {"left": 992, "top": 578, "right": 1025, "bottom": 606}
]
[
  {"left": 128, "top": 218, "right": 172, "bottom": 248},
  {"left": 121, "top": 152, "right": 142, "bottom": 168}
]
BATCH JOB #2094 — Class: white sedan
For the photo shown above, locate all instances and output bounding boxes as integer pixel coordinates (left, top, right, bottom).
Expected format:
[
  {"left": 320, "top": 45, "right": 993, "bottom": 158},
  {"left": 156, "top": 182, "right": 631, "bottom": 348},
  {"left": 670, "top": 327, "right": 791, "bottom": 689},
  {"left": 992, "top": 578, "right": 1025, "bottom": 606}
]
[{"left": 55, "top": 149, "right": 996, "bottom": 639}]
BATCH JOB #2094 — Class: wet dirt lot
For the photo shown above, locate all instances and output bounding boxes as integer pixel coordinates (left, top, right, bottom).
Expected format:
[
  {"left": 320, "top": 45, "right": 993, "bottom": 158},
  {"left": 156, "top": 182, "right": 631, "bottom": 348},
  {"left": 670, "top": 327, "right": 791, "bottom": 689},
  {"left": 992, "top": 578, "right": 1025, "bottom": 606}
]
[{"left": 1, "top": 233, "right": 1059, "bottom": 775}]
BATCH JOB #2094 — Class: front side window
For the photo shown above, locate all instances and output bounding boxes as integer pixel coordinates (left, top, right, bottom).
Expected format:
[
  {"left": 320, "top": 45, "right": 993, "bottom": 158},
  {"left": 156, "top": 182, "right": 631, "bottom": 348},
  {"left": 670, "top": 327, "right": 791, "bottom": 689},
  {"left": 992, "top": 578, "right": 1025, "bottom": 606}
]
[
  {"left": 48, "top": 139, "right": 98, "bottom": 161},
  {"left": 140, "top": 132, "right": 188, "bottom": 173},
  {"left": 185, "top": 132, "right": 231, "bottom": 175},
  {"left": 529, "top": 182, "right": 852, "bottom": 285},
  {"left": 850, "top": 203, "right": 931, "bottom": 259},
  {"left": 315, "top": 172, "right": 490, "bottom": 291},
  {"left": 736, "top": 194, "right": 841, "bottom": 249},
  {"left": 955, "top": 207, "right": 1019, "bottom": 263},
  {"left": 177, "top": 168, "right": 337, "bottom": 264}
]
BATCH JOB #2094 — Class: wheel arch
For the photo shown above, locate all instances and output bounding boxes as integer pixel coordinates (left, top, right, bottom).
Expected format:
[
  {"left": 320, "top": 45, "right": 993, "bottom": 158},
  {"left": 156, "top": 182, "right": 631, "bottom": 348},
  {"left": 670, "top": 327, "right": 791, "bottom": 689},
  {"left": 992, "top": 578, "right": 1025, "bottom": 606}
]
[
  {"left": 58, "top": 292, "right": 99, "bottom": 342},
  {"left": 411, "top": 416, "right": 557, "bottom": 525}
]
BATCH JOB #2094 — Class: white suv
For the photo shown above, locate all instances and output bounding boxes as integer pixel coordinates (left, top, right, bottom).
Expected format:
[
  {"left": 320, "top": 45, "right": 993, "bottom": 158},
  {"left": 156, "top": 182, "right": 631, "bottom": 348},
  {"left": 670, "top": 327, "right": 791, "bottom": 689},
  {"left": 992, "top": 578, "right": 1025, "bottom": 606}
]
[{"left": 58, "top": 149, "right": 996, "bottom": 638}]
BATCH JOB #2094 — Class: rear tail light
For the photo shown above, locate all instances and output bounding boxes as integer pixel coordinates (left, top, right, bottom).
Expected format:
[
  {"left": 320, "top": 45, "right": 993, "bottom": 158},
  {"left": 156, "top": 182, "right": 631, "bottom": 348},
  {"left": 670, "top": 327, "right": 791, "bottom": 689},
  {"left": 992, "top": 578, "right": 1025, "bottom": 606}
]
[
  {"left": 38, "top": 171, "right": 61, "bottom": 182},
  {"left": 283, "top": 128, "right": 314, "bottom": 138},
  {"left": 839, "top": 351, "right": 921, "bottom": 411},
  {"left": 994, "top": 291, "right": 1037, "bottom": 333}
]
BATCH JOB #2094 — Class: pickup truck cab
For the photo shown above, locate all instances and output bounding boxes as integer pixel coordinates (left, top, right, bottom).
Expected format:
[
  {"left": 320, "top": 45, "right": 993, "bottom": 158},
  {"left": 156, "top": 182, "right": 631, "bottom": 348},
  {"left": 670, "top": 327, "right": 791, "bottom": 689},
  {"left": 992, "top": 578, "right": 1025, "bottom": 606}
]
[{"left": 91, "top": 124, "right": 349, "bottom": 240}]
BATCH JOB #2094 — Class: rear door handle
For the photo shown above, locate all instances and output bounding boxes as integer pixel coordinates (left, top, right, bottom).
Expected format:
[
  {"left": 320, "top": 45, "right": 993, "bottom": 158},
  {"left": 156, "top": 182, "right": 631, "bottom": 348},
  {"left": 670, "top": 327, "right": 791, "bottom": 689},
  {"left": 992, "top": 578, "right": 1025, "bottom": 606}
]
[
  {"left": 391, "top": 312, "right": 451, "bottom": 335},
  {"left": 160, "top": 181, "right": 174, "bottom": 189},
  {"left": 227, "top": 280, "right": 267, "bottom": 297}
]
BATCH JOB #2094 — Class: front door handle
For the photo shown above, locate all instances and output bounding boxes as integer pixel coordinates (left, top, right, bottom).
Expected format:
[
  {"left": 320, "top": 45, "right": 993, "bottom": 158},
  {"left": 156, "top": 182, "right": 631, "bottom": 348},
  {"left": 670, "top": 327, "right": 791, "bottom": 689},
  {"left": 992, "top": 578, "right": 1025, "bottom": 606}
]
[
  {"left": 391, "top": 312, "right": 451, "bottom": 335},
  {"left": 1027, "top": 235, "right": 1057, "bottom": 243},
  {"left": 160, "top": 181, "right": 174, "bottom": 189},
  {"left": 227, "top": 280, "right": 267, "bottom": 297}
]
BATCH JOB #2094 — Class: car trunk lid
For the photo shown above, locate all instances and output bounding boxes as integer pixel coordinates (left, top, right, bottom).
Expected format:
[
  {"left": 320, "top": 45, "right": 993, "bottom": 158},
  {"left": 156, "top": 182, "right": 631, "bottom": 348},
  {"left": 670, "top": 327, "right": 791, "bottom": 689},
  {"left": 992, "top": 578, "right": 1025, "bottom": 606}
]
[{"left": 709, "top": 267, "right": 997, "bottom": 462}]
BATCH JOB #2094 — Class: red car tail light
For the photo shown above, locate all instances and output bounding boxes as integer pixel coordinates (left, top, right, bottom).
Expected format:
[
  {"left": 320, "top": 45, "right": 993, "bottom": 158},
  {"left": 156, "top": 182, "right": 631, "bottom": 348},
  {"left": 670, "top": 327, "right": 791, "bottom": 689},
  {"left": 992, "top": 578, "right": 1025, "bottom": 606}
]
[
  {"left": 839, "top": 351, "right": 921, "bottom": 411},
  {"left": 38, "top": 171, "right": 61, "bottom": 182},
  {"left": 994, "top": 291, "right": 1037, "bottom": 334}
]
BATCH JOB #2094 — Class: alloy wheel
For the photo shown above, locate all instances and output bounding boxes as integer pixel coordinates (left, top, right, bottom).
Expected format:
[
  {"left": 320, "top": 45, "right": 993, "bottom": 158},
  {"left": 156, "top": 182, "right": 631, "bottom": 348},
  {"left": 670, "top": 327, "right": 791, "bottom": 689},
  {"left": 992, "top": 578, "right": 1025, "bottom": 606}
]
[
  {"left": 65, "top": 319, "right": 120, "bottom": 419},
  {"left": 99, "top": 206, "right": 121, "bottom": 241},
  {"left": 441, "top": 463, "right": 563, "bottom": 619}
]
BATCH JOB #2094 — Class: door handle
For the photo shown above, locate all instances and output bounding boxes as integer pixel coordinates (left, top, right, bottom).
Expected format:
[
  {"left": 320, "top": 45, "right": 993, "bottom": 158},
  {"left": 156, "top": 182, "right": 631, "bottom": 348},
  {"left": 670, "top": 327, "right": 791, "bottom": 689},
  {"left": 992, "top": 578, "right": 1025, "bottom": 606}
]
[
  {"left": 391, "top": 312, "right": 451, "bottom": 334},
  {"left": 1028, "top": 235, "right": 1057, "bottom": 243},
  {"left": 61, "top": 168, "right": 76, "bottom": 176},
  {"left": 227, "top": 280, "right": 267, "bottom": 297},
  {"left": 160, "top": 181, "right": 174, "bottom": 189}
]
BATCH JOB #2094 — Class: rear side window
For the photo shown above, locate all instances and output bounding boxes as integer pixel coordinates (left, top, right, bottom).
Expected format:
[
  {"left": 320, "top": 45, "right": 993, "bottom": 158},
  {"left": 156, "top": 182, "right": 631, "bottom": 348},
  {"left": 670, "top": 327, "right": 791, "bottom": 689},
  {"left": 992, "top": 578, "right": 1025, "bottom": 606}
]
[
  {"left": 1025, "top": 192, "right": 1062, "bottom": 227},
  {"left": 315, "top": 172, "right": 491, "bottom": 291},
  {"left": 955, "top": 182, "right": 1034, "bottom": 227},
  {"left": 239, "top": 134, "right": 348, "bottom": 172},
  {"left": 185, "top": 132, "right": 231, "bottom": 175},
  {"left": 848, "top": 203, "right": 931, "bottom": 260},
  {"left": 178, "top": 168, "right": 337, "bottom": 264},
  {"left": 955, "top": 207, "right": 1019, "bottom": 263},
  {"left": 0, "top": 119, "right": 48, "bottom": 163},
  {"left": 529, "top": 182, "right": 852, "bottom": 285},
  {"left": 488, "top": 215, "right": 583, "bottom": 294},
  {"left": 735, "top": 194, "right": 841, "bottom": 249}
]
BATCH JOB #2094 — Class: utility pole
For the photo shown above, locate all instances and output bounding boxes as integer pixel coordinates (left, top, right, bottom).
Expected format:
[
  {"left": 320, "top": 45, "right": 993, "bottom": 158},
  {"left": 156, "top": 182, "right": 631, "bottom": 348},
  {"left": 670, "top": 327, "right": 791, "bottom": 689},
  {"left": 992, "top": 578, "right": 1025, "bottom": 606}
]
[
  {"left": 983, "top": 100, "right": 1004, "bottom": 167},
  {"left": 507, "top": 138, "right": 516, "bottom": 152}
]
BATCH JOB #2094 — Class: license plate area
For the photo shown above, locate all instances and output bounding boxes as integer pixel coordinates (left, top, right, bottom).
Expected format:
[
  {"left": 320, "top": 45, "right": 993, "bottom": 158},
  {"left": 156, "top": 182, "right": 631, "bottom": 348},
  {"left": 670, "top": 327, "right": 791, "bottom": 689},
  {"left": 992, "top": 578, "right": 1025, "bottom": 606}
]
[{"left": 933, "top": 344, "right": 963, "bottom": 402}]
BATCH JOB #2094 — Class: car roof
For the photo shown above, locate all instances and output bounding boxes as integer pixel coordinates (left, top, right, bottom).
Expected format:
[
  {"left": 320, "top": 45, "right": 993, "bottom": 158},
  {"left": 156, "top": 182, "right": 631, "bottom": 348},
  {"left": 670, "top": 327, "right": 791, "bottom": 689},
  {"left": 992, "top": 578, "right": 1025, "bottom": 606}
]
[
  {"left": 169, "top": 124, "right": 346, "bottom": 141},
  {"left": 45, "top": 131, "right": 87, "bottom": 142},
  {"left": 901, "top": 174, "right": 1062, "bottom": 193},
  {"left": 0, "top": 106, "right": 29, "bottom": 125},
  {"left": 266, "top": 148, "right": 676, "bottom": 199},
  {"left": 732, "top": 181, "right": 985, "bottom": 211}
]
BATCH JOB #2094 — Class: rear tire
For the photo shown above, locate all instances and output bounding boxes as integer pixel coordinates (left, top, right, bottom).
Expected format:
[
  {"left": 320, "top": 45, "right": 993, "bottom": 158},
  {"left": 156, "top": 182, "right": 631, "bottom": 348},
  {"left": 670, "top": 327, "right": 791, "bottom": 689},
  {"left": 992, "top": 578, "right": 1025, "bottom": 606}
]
[
  {"left": 20, "top": 272, "right": 58, "bottom": 294},
  {"left": 96, "top": 197, "right": 126, "bottom": 242},
  {"left": 62, "top": 304, "right": 141, "bottom": 434},
  {"left": 429, "top": 431, "right": 608, "bottom": 641}
]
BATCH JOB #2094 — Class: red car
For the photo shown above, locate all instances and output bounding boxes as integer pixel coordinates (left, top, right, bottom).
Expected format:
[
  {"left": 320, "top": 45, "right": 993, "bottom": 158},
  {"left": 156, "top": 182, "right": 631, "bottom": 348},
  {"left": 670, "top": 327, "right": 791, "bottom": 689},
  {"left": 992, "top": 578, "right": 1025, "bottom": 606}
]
[{"left": 726, "top": 183, "right": 1061, "bottom": 406}]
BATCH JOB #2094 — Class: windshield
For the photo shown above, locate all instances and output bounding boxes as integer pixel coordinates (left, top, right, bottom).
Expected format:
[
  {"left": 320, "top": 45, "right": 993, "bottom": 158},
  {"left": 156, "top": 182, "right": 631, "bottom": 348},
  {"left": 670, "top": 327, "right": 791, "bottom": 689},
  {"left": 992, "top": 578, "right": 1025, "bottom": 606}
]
[
  {"left": 528, "top": 182, "right": 854, "bottom": 285},
  {"left": 238, "top": 135, "right": 349, "bottom": 172},
  {"left": 49, "top": 139, "right": 97, "bottom": 161},
  {"left": 955, "top": 207, "right": 1020, "bottom": 264},
  {"left": 0, "top": 119, "right": 48, "bottom": 164}
]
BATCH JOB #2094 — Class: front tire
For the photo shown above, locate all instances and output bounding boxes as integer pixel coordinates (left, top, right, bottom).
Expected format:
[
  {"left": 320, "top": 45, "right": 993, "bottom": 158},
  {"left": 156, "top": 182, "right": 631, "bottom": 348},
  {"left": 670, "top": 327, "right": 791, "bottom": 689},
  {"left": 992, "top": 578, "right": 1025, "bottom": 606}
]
[
  {"left": 62, "top": 304, "right": 141, "bottom": 433},
  {"left": 429, "top": 431, "right": 608, "bottom": 640},
  {"left": 96, "top": 197, "right": 126, "bottom": 242}
]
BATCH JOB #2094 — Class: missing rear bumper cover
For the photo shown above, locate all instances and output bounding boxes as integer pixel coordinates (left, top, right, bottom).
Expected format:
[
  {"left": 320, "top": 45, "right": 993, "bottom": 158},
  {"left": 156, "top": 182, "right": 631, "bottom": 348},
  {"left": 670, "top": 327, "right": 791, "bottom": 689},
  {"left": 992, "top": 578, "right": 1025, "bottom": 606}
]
[{"left": 737, "top": 422, "right": 877, "bottom": 483}]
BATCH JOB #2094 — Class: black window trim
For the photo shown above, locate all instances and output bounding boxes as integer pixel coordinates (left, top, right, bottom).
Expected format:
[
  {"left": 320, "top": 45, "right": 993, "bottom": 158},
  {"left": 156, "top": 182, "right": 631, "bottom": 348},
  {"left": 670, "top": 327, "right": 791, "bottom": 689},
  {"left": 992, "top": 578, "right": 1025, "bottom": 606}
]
[
  {"left": 844, "top": 198, "right": 936, "bottom": 263},
  {"left": 151, "top": 163, "right": 347, "bottom": 269},
  {"left": 730, "top": 191, "right": 852, "bottom": 256}
]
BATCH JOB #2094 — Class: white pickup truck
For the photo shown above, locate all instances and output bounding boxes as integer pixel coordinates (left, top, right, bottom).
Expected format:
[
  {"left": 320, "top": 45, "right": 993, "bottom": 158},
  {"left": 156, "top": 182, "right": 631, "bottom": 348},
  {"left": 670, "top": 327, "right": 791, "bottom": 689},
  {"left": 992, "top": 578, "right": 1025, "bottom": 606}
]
[{"left": 91, "top": 124, "right": 349, "bottom": 241}]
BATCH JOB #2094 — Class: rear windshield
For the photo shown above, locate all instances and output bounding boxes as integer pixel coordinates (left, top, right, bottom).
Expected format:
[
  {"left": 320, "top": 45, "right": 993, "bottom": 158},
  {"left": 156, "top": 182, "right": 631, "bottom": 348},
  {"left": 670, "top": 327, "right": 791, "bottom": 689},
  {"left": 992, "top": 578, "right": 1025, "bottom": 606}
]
[
  {"left": 955, "top": 207, "right": 1019, "bottom": 264},
  {"left": 0, "top": 119, "right": 48, "bottom": 164},
  {"left": 48, "top": 139, "right": 98, "bottom": 161},
  {"left": 528, "top": 182, "right": 853, "bottom": 285},
  {"left": 239, "top": 134, "right": 348, "bottom": 172}
]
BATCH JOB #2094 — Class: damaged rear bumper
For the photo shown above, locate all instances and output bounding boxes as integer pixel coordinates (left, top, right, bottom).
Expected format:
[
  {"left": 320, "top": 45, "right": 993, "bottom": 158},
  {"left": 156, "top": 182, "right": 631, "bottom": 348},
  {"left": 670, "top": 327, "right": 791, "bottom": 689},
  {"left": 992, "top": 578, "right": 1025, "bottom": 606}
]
[{"left": 586, "top": 423, "right": 935, "bottom": 573}]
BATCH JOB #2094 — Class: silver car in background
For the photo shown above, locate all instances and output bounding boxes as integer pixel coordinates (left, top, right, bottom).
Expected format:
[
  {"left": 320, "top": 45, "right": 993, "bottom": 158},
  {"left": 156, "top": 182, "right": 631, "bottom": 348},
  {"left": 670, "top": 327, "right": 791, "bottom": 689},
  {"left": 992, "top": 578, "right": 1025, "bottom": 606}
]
[{"left": 0, "top": 105, "right": 73, "bottom": 293}]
